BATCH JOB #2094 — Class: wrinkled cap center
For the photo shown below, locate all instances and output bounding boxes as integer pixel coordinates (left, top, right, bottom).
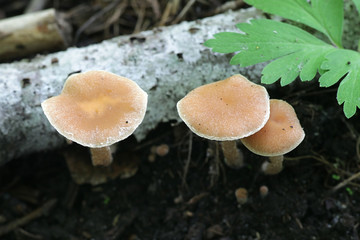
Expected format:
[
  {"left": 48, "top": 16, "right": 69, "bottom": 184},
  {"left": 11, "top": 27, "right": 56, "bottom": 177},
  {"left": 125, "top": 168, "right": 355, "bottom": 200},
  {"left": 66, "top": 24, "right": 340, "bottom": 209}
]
[{"left": 78, "top": 95, "right": 116, "bottom": 118}]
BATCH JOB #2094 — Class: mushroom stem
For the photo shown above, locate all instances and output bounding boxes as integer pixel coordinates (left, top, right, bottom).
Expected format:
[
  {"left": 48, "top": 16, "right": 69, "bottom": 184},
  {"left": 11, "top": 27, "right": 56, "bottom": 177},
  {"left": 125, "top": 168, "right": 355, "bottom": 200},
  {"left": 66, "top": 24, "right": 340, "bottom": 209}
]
[
  {"left": 90, "top": 146, "right": 113, "bottom": 166},
  {"left": 221, "top": 141, "right": 244, "bottom": 169},
  {"left": 261, "top": 155, "right": 284, "bottom": 175}
]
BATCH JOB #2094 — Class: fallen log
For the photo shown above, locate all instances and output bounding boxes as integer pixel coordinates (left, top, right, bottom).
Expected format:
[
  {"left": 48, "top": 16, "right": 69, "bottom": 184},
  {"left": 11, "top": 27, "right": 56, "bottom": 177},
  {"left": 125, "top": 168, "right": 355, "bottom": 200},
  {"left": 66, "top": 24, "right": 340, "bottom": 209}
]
[
  {"left": 0, "top": 8, "right": 71, "bottom": 61},
  {"left": 0, "top": 8, "right": 264, "bottom": 165}
]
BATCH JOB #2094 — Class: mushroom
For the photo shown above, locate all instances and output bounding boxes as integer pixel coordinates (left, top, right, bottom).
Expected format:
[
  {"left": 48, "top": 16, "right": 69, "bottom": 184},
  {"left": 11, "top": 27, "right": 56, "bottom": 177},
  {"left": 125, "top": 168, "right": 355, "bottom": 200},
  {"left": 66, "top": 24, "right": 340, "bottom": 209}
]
[
  {"left": 259, "top": 185, "right": 269, "bottom": 198},
  {"left": 241, "top": 99, "right": 305, "bottom": 175},
  {"left": 41, "top": 70, "right": 148, "bottom": 166},
  {"left": 234, "top": 187, "right": 248, "bottom": 205},
  {"left": 176, "top": 74, "right": 270, "bottom": 168}
]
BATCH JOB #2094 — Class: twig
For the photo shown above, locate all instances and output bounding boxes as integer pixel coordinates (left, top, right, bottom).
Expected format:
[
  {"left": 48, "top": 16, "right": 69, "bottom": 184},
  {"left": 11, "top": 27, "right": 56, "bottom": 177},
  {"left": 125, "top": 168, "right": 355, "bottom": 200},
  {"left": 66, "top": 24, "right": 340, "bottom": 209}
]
[
  {"left": 294, "top": 217, "right": 304, "bottom": 229},
  {"left": 16, "top": 228, "right": 43, "bottom": 240},
  {"left": 158, "top": 1, "right": 173, "bottom": 26},
  {"left": 172, "top": 0, "right": 196, "bottom": 24},
  {"left": 332, "top": 171, "right": 360, "bottom": 193},
  {"left": 147, "top": 0, "right": 161, "bottom": 19},
  {"left": 285, "top": 154, "right": 353, "bottom": 177},
  {"left": 213, "top": 0, "right": 244, "bottom": 14},
  {"left": 131, "top": 0, "right": 146, "bottom": 33},
  {"left": 25, "top": 0, "right": 49, "bottom": 13},
  {"left": 182, "top": 131, "right": 193, "bottom": 188},
  {"left": 341, "top": 117, "right": 358, "bottom": 140},
  {"left": 356, "top": 135, "right": 360, "bottom": 162},
  {"left": 0, "top": 199, "right": 57, "bottom": 237},
  {"left": 74, "top": 0, "right": 123, "bottom": 44},
  {"left": 104, "top": 0, "right": 128, "bottom": 37}
]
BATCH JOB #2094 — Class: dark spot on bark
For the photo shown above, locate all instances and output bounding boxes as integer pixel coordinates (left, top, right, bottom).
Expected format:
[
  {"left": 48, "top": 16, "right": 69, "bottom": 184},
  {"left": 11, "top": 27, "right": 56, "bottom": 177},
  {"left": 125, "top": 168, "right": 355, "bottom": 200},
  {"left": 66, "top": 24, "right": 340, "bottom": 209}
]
[
  {"left": 126, "top": 121, "right": 129, "bottom": 124},
  {"left": 176, "top": 53, "right": 183, "bottom": 60},
  {"left": 290, "top": 125, "right": 293, "bottom": 128},
  {"left": 21, "top": 78, "right": 31, "bottom": 88},
  {"left": 188, "top": 27, "right": 200, "bottom": 34},
  {"left": 51, "top": 58, "right": 59, "bottom": 64},
  {"left": 130, "top": 36, "right": 146, "bottom": 43}
]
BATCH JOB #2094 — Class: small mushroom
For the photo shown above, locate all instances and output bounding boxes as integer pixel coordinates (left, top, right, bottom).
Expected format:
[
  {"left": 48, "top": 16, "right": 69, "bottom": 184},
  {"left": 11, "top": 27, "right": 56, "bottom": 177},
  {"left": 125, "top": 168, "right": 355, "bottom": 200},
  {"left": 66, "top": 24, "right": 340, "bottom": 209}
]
[
  {"left": 41, "top": 70, "right": 148, "bottom": 166},
  {"left": 259, "top": 185, "right": 269, "bottom": 198},
  {"left": 235, "top": 187, "right": 248, "bottom": 205},
  {"left": 176, "top": 74, "right": 270, "bottom": 168},
  {"left": 241, "top": 99, "right": 305, "bottom": 174}
]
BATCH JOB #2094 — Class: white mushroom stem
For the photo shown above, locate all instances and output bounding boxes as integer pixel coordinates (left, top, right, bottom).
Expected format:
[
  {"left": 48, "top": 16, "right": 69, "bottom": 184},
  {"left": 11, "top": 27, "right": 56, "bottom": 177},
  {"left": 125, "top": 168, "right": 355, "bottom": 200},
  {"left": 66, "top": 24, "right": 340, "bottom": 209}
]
[
  {"left": 261, "top": 155, "right": 284, "bottom": 175},
  {"left": 221, "top": 141, "right": 244, "bottom": 169},
  {"left": 90, "top": 147, "right": 113, "bottom": 166}
]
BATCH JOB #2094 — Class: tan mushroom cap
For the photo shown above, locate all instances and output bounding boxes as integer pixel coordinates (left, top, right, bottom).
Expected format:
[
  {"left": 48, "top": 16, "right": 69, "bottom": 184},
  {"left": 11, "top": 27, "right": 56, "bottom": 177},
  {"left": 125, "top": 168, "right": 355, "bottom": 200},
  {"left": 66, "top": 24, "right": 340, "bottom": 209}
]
[
  {"left": 176, "top": 74, "right": 270, "bottom": 141},
  {"left": 41, "top": 70, "right": 148, "bottom": 148},
  {"left": 241, "top": 99, "right": 305, "bottom": 156}
]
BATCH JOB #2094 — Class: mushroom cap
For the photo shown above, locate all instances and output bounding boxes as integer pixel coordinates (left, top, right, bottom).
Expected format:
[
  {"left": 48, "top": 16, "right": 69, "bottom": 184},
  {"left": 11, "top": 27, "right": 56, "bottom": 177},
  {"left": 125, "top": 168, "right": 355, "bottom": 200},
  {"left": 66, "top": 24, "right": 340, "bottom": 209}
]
[
  {"left": 176, "top": 74, "right": 270, "bottom": 141},
  {"left": 41, "top": 70, "right": 148, "bottom": 148},
  {"left": 241, "top": 99, "right": 305, "bottom": 156}
]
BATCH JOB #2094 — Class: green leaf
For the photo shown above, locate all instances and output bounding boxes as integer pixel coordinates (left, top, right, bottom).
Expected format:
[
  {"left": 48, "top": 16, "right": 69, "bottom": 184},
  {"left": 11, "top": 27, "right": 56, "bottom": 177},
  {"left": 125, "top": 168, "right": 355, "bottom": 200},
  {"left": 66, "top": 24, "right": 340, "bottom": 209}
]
[
  {"left": 319, "top": 49, "right": 360, "bottom": 118},
  {"left": 244, "top": 0, "right": 343, "bottom": 47},
  {"left": 352, "top": 0, "right": 360, "bottom": 16},
  {"left": 331, "top": 174, "right": 341, "bottom": 180},
  {"left": 204, "top": 32, "right": 251, "bottom": 53},
  {"left": 346, "top": 187, "right": 354, "bottom": 196},
  {"left": 205, "top": 19, "right": 335, "bottom": 86},
  {"left": 261, "top": 47, "right": 334, "bottom": 86}
]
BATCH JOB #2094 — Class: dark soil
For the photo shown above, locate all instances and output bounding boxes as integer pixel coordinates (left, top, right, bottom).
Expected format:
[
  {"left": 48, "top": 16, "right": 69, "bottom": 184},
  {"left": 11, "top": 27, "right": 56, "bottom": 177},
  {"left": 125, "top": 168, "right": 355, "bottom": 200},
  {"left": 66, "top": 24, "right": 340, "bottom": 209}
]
[
  {"left": 1, "top": 1, "right": 360, "bottom": 240},
  {"left": 1, "top": 82, "right": 359, "bottom": 240}
]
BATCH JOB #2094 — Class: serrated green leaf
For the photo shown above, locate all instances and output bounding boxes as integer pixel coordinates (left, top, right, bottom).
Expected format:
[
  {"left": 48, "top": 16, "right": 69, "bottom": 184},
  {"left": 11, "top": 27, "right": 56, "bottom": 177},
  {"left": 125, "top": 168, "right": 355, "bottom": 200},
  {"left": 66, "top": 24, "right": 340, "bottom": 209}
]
[
  {"left": 245, "top": 0, "right": 343, "bottom": 47},
  {"left": 262, "top": 47, "right": 334, "bottom": 86},
  {"left": 205, "top": 19, "right": 335, "bottom": 86},
  {"left": 352, "top": 0, "right": 360, "bottom": 16},
  {"left": 319, "top": 49, "right": 360, "bottom": 118},
  {"left": 204, "top": 33, "right": 250, "bottom": 53}
]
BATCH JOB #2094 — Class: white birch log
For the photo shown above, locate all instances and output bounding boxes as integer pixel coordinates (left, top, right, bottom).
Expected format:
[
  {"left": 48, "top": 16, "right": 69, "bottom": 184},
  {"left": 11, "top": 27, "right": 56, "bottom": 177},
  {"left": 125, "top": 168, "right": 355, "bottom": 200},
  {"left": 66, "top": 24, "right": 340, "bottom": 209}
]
[{"left": 0, "top": 8, "right": 264, "bottom": 165}]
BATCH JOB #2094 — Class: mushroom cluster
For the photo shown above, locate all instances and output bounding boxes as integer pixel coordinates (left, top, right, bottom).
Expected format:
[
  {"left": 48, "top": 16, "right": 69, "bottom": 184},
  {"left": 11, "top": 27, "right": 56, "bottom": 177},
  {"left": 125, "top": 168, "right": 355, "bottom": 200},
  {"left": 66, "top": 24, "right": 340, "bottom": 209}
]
[
  {"left": 177, "top": 74, "right": 270, "bottom": 168},
  {"left": 42, "top": 71, "right": 304, "bottom": 175},
  {"left": 176, "top": 74, "right": 305, "bottom": 174}
]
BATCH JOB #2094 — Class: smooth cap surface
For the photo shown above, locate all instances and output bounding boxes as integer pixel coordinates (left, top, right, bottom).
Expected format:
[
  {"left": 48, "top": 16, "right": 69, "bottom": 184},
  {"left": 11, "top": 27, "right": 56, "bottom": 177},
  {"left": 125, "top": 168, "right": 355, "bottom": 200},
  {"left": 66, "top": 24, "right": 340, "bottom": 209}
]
[
  {"left": 42, "top": 70, "right": 148, "bottom": 147},
  {"left": 176, "top": 74, "right": 270, "bottom": 141},
  {"left": 241, "top": 99, "right": 305, "bottom": 156}
]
